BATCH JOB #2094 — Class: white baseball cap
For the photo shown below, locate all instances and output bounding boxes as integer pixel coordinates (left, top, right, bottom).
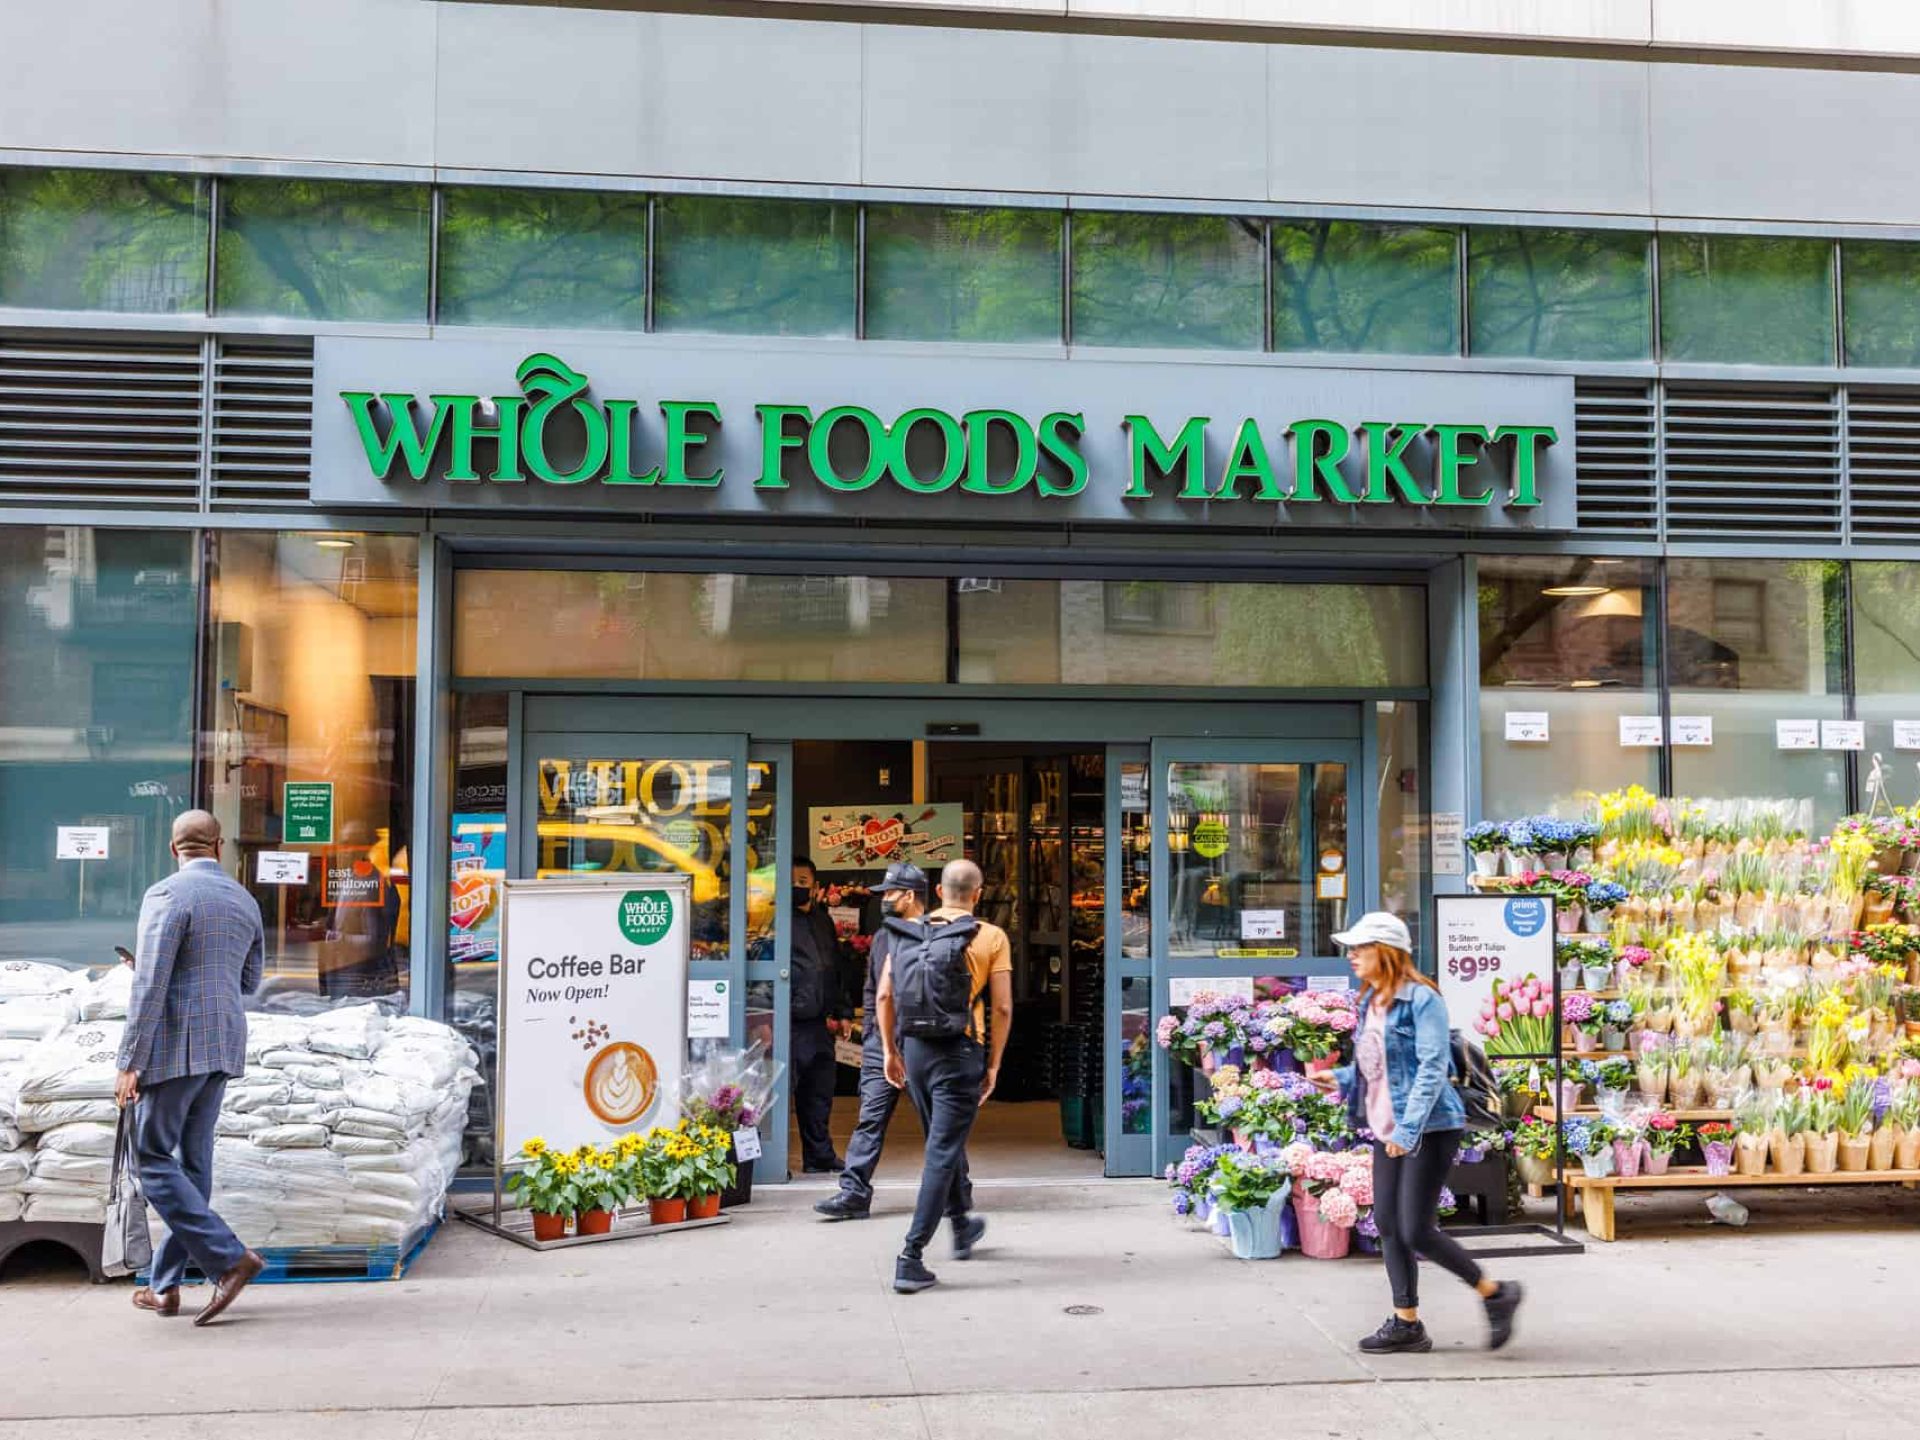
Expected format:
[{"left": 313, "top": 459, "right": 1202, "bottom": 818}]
[{"left": 1330, "top": 911, "right": 1413, "bottom": 951}]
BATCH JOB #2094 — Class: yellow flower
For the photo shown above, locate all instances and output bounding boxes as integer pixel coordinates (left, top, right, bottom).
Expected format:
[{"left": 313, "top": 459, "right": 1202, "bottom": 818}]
[{"left": 521, "top": 1137, "right": 547, "bottom": 1158}]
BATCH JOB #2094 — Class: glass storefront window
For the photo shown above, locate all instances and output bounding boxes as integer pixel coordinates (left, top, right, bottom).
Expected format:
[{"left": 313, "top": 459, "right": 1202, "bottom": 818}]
[
  {"left": 0, "top": 168, "right": 209, "bottom": 314},
  {"left": 0, "top": 527, "right": 197, "bottom": 970},
  {"left": 1165, "top": 761, "right": 1304, "bottom": 958},
  {"left": 1467, "top": 227, "right": 1651, "bottom": 361},
  {"left": 1667, "top": 558, "right": 1847, "bottom": 828},
  {"left": 863, "top": 205, "right": 1060, "bottom": 343},
  {"left": 653, "top": 196, "right": 855, "bottom": 337},
  {"left": 1841, "top": 240, "right": 1920, "bottom": 368},
  {"left": 533, "top": 749, "right": 732, "bottom": 964},
  {"left": 1273, "top": 220, "right": 1459, "bottom": 356},
  {"left": 448, "top": 690, "right": 507, "bottom": 1168},
  {"left": 202, "top": 532, "right": 419, "bottom": 1005},
  {"left": 437, "top": 186, "right": 647, "bottom": 331},
  {"left": 1071, "top": 212, "right": 1263, "bottom": 351},
  {"left": 955, "top": 580, "right": 1426, "bottom": 688},
  {"left": 1478, "top": 557, "right": 1659, "bottom": 818},
  {"left": 1117, "top": 974, "right": 1152, "bottom": 1135},
  {"left": 453, "top": 571, "right": 946, "bottom": 682},
  {"left": 1658, "top": 234, "right": 1835, "bottom": 367},
  {"left": 1375, "top": 700, "right": 1426, "bottom": 951},
  {"left": 1118, "top": 759, "right": 1150, "bottom": 960},
  {"left": 216, "top": 178, "right": 430, "bottom": 323},
  {"left": 1847, "top": 563, "right": 1920, "bottom": 806}
]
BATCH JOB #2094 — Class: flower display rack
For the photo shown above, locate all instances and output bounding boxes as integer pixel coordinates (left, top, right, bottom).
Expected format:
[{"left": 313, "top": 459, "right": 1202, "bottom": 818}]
[
  {"left": 1566, "top": 1166, "right": 1920, "bottom": 1242},
  {"left": 454, "top": 1199, "right": 729, "bottom": 1252}
]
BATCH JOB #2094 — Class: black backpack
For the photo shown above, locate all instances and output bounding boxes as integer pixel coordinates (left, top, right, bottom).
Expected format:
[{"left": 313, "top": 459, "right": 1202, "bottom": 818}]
[
  {"left": 891, "top": 914, "right": 979, "bottom": 1040},
  {"left": 1449, "top": 1029, "right": 1502, "bottom": 1131}
]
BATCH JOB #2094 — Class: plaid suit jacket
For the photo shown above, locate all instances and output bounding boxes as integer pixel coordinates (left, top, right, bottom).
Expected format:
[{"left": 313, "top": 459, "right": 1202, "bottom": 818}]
[{"left": 116, "top": 857, "right": 265, "bottom": 1083}]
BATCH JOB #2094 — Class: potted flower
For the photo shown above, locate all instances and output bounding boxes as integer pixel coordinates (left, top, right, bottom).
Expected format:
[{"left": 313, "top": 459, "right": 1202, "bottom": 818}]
[
  {"left": 505, "top": 1137, "right": 584, "bottom": 1241},
  {"left": 1581, "top": 879, "right": 1627, "bottom": 936},
  {"left": 1642, "top": 1112, "right": 1688, "bottom": 1175},
  {"left": 1555, "top": 937, "right": 1584, "bottom": 993},
  {"left": 1732, "top": 1095, "right": 1770, "bottom": 1177},
  {"left": 1466, "top": 821, "right": 1509, "bottom": 879},
  {"left": 1615, "top": 943, "right": 1654, "bottom": 991},
  {"left": 1280, "top": 1144, "right": 1362, "bottom": 1259},
  {"left": 1585, "top": 1055, "right": 1634, "bottom": 1117},
  {"left": 1635, "top": 1041, "right": 1669, "bottom": 1104},
  {"left": 1276, "top": 990, "right": 1358, "bottom": 1072},
  {"left": 1562, "top": 1116, "right": 1615, "bottom": 1178},
  {"left": 1531, "top": 816, "right": 1587, "bottom": 871},
  {"left": 639, "top": 1122, "right": 709, "bottom": 1225},
  {"left": 1697, "top": 1119, "right": 1736, "bottom": 1177},
  {"left": 1577, "top": 938, "right": 1616, "bottom": 993},
  {"left": 1212, "top": 1150, "right": 1291, "bottom": 1260},
  {"left": 1504, "top": 817, "right": 1538, "bottom": 876},
  {"left": 1491, "top": 1059, "right": 1536, "bottom": 1120},
  {"left": 1889, "top": 1083, "right": 1920, "bottom": 1169},
  {"left": 1600, "top": 998, "right": 1633, "bottom": 1051},
  {"left": 1837, "top": 1073, "right": 1877, "bottom": 1173},
  {"left": 1563, "top": 990, "right": 1603, "bottom": 1054},
  {"left": 1513, "top": 1115, "right": 1558, "bottom": 1188},
  {"left": 684, "top": 1123, "right": 738, "bottom": 1219},
  {"left": 681, "top": 1047, "right": 782, "bottom": 1208},
  {"left": 1609, "top": 1115, "right": 1645, "bottom": 1177},
  {"left": 1546, "top": 870, "right": 1595, "bottom": 933},
  {"left": 1768, "top": 1091, "right": 1809, "bottom": 1175},
  {"left": 1802, "top": 1085, "right": 1842, "bottom": 1175}
]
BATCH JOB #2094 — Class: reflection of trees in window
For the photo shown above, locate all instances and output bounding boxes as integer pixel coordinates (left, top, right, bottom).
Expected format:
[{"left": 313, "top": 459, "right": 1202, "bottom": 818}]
[
  {"left": 0, "top": 169, "right": 208, "bottom": 314},
  {"left": 1852, "top": 561, "right": 1920, "bottom": 691},
  {"left": 654, "top": 197, "right": 854, "bottom": 337},
  {"left": 1467, "top": 227, "right": 1650, "bottom": 360},
  {"left": 1659, "top": 234, "right": 1834, "bottom": 366},
  {"left": 438, "top": 187, "right": 647, "bottom": 330},
  {"left": 217, "top": 179, "right": 429, "bottom": 322},
  {"left": 1667, "top": 558, "right": 1842, "bottom": 691},
  {"left": 1103, "top": 581, "right": 1213, "bottom": 635},
  {"left": 864, "top": 206, "right": 1059, "bottom": 343},
  {"left": 1273, "top": 220, "right": 1458, "bottom": 355},
  {"left": 1842, "top": 241, "right": 1920, "bottom": 367},
  {"left": 1208, "top": 585, "right": 1420, "bottom": 687},
  {"left": 1072, "top": 213, "right": 1262, "bottom": 350}
]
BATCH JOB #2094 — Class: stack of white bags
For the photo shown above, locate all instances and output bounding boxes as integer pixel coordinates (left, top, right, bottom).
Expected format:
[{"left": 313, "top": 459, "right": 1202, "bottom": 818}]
[{"left": 0, "top": 960, "right": 478, "bottom": 1251}]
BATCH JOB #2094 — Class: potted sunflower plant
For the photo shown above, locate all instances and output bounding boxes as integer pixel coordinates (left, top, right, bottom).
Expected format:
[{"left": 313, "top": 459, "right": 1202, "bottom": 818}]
[{"left": 506, "top": 1137, "right": 586, "bottom": 1241}]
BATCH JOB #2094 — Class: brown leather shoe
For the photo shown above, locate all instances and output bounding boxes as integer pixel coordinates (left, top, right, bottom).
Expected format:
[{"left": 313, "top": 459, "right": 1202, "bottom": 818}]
[
  {"left": 131, "top": 1286, "right": 179, "bottom": 1316},
  {"left": 193, "top": 1250, "right": 265, "bottom": 1327}
]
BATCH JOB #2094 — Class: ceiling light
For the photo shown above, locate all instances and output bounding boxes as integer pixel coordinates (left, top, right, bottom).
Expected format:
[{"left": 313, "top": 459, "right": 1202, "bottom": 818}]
[
  {"left": 1569, "top": 679, "right": 1603, "bottom": 689},
  {"left": 1542, "top": 584, "right": 1609, "bottom": 597},
  {"left": 315, "top": 538, "right": 356, "bottom": 550}
]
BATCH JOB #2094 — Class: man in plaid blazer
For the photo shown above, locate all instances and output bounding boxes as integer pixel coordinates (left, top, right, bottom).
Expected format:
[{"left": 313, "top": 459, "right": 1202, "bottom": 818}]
[{"left": 115, "top": 810, "right": 267, "bottom": 1325}]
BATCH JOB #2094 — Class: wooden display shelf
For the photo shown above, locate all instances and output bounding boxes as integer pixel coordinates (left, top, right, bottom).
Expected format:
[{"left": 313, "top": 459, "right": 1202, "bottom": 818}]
[
  {"left": 1535, "top": 1105, "right": 1731, "bottom": 1122},
  {"left": 1565, "top": 1165, "right": 1920, "bottom": 1242}
]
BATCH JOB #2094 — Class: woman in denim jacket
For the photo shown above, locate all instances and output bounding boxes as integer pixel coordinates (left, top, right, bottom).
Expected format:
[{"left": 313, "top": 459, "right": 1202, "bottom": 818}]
[{"left": 1330, "top": 912, "right": 1523, "bottom": 1354}]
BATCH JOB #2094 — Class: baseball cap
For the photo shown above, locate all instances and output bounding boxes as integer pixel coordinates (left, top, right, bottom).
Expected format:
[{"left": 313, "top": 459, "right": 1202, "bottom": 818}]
[
  {"left": 1330, "top": 911, "right": 1413, "bottom": 951},
  {"left": 873, "top": 861, "right": 929, "bottom": 895}
]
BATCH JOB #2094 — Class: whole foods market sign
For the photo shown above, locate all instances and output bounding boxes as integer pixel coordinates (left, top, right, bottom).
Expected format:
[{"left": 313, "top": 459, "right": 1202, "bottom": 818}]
[{"left": 312, "top": 337, "right": 1576, "bottom": 529}]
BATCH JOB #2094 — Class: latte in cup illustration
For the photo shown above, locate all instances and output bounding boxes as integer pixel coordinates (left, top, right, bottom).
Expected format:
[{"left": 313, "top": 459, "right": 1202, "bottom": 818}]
[{"left": 584, "top": 1040, "right": 658, "bottom": 1126}]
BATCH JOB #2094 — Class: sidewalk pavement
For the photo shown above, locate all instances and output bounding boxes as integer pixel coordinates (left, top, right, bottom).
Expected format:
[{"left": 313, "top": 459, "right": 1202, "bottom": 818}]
[{"left": 2, "top": 1176, "right": 1918, "bottom": 1439}]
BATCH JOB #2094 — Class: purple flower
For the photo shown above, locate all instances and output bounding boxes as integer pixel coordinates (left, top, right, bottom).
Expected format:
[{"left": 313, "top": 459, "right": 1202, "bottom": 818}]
[
  {"left": 1172, "top": 1192, "right": 1191, "bottom": 1217},
  {"left": 1215, "top": 1096, "right": 1244, "bottom": 1119},
  {"left": 1203, "top": 1021, "right": 1227, "bottom": 1040},
  {"left": 1356, "top": 1212, "right": 1379, "bottom": 1240}
]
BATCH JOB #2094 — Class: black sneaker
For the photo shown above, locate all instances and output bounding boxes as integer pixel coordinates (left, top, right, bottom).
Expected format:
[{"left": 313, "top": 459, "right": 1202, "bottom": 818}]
[
  {"left": 1358, "top": 1317, "right": 1432, "bottom": 1354},
  {"left": 893, "top": 1254, "right": 938, "bottom": 1294},
  {"left": 813, "top": 1193, "right": 870, "bottom": 1221},
  {"left": 1483, "top": 1280, "right": 1523, "bottom": 1351},
  {"left": 803, "top": 1158, "right": 846, "bottom": 1174},
  {"left": 952, "top": 1215, "right": 987, "bottom": 1260}
]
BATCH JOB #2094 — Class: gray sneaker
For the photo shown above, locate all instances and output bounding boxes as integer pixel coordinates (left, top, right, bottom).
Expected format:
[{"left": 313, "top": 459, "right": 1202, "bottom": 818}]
[
  {"left": 952, "top": 1215, "right": 987, "bottom": 1260},
  {"left": 893, "top": 1254, "right": 938, "bottom": 1294}
]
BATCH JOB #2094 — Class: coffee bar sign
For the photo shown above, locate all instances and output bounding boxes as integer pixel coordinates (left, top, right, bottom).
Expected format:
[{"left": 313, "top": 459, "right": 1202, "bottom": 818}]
[{"left": 311, "top": 337, "right": 1576, "bottom": 529}]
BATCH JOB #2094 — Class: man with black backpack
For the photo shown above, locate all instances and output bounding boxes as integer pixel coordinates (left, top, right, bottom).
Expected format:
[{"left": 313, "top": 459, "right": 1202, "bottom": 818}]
[
  {"left": 814, "top": 861, "right": 929, "bottom": 1221},
  {"left": 875, "top": 857, "right": 1013, "bottom": 1294}
]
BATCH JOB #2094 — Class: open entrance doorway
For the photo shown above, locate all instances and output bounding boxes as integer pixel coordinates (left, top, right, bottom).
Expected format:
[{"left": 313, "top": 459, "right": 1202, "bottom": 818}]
[{"left": 789, "top": 741, "right": 1111, "bottom": 1185}]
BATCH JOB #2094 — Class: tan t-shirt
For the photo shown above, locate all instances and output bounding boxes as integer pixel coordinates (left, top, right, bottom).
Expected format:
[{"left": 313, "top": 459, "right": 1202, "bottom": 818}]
[{"left": 929, "top": 907, "right": 1012, "bottom": 1045}]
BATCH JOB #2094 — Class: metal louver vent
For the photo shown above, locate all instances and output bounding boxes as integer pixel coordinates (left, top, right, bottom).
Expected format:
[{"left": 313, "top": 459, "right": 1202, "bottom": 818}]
[
  {"left": 209, "top": 340, "right": 314, "bottom": 509},
  {"left": 1845, "top": 388, "right": 1920, "bottom": 544},
  {"left": 1662, "top": 384, "right": 1842, "bottom": 541},
  {"left": 1573, "top": 380, "right": 1657, "bottom": 536},
  {"left": 0, "top": 334, "right": 204, "bottom": 508}
]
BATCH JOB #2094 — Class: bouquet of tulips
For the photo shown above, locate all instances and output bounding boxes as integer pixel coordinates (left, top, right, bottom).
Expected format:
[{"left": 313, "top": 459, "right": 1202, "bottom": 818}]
[{"left": 1474, "top": 974, "right": 1557, "bottom": 1057}]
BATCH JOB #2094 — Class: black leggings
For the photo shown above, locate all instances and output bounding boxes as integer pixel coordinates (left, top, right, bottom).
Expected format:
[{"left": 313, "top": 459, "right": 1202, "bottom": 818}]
[{"left": 1372, "top": 1130, "right": 1484, "bottom": 1310}]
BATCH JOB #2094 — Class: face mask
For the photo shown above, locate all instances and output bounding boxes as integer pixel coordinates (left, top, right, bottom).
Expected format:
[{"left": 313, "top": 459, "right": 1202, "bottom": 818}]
[{"left": 791, "top": 886, "right": 813, "bottom": 908}]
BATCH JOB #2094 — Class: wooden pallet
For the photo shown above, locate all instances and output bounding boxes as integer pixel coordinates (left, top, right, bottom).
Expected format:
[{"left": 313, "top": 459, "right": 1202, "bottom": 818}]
[
  {"left": 141, "top": 1219, "right": 439, "bottom": 1285},
  {"left": 1565, "top": 1166, "right": 1920, "bottom": 1241}
]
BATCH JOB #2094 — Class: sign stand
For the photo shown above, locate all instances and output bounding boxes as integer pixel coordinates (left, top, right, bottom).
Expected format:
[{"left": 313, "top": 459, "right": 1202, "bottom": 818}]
[
  {"left": 1436, "top": 892, "right": 1583, "bottom": 1259},
  {"left": 453, "top": 873, "right": 728, "bottom": 1250}
]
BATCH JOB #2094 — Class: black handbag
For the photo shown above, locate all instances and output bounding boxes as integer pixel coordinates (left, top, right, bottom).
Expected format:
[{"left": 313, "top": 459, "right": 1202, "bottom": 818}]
[{"left": 101, "top": 1104, "right": 153, "bottom": 1280}]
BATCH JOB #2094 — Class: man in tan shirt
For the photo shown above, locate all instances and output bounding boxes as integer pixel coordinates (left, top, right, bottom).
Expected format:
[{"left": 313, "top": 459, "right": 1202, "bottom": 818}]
[{"left": 877, "top": 857, "right": 1014, "bottom": 1293}]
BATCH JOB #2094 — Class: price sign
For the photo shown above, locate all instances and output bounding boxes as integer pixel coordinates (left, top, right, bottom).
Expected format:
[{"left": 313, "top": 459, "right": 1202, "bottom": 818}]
[
  {"left": 1504, "top": 712, "right": 1550, "bottom": 743},
  {"left": 1822, "top": 720, "right": 1865, "bottom": 752},
  {"left": 1436, "top": 894, "right": 1557, "bottom": 1058},
  {"left": 1618, "top": 716, "right": 1663, "bottom": 748},
  {"left": 1671, "top": 716, "right": 1714, "bottom": 747},
  {"left": 731, "top": 1126, "right": 763, "bottom": 1163},
  {"left": 255, "top": 851, "right": 310, "bottom": 885},
  {"left": 1775, "top": 719, "right": 1819, "bottom": 751},
  {"left": 1896, "top": 721, "right": 1920, "bottom": 751}
]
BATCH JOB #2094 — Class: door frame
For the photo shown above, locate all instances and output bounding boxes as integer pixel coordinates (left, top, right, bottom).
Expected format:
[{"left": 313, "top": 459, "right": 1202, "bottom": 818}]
[{"left": 1146, "top": 735, "right": 1368, "bottom": 1175}]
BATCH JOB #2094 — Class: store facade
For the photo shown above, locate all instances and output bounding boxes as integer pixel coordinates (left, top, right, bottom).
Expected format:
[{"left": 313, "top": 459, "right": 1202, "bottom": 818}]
[{"left": 9, "top": 0, "right": 1920, "bottom": 1175}]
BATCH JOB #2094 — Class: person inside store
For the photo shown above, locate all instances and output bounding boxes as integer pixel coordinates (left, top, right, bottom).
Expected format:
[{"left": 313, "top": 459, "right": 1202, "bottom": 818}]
[
  {"left": 814, "top": 860, "right": 930, "bottom": 1221},
  {"left": 876, "top": 857, "right": 1013, "bottom": 1294},
  {"left": 1323, "top": 912, "right": 1524, "bottom": 1353},
  {"left": 790, "top": 854, "right": 854, "bottom": 1173},
  {"left": 114, "top": 810, "right": 268, "bottom": 1325}
]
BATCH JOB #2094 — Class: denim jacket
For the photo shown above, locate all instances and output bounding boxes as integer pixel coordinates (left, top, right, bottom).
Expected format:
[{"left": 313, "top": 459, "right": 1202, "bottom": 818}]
[{"left": 1336, "top": 982, "right": 1465, "bottom": 1152}]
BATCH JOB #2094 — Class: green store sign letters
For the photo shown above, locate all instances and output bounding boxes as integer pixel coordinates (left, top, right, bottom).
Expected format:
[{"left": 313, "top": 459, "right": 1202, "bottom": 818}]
[{"left": 341, "top": 352, "right": 1557, "bottom": 509}]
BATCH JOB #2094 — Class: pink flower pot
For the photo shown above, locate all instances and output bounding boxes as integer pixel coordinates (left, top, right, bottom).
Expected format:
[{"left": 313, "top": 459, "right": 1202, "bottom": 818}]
[
  {"left": 1612, "top": 1140, "right": 1642, "bottom": 1177},
  {"left": 1644, "top": 1148, "right": 1671, "bottom": 1176},
  {"left": 1703, "top": 1142, "right": 1735, "bottom": 1177},
  {"left": 1574, "top": 1030, "right": 1600, "bottom": 1055},
  {"left": 1292, "top": 1194, "right": 1353, "bottom": 1260},
  {"left": 1555, "top": 907, "right": 1584, "bottom": 935}
]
